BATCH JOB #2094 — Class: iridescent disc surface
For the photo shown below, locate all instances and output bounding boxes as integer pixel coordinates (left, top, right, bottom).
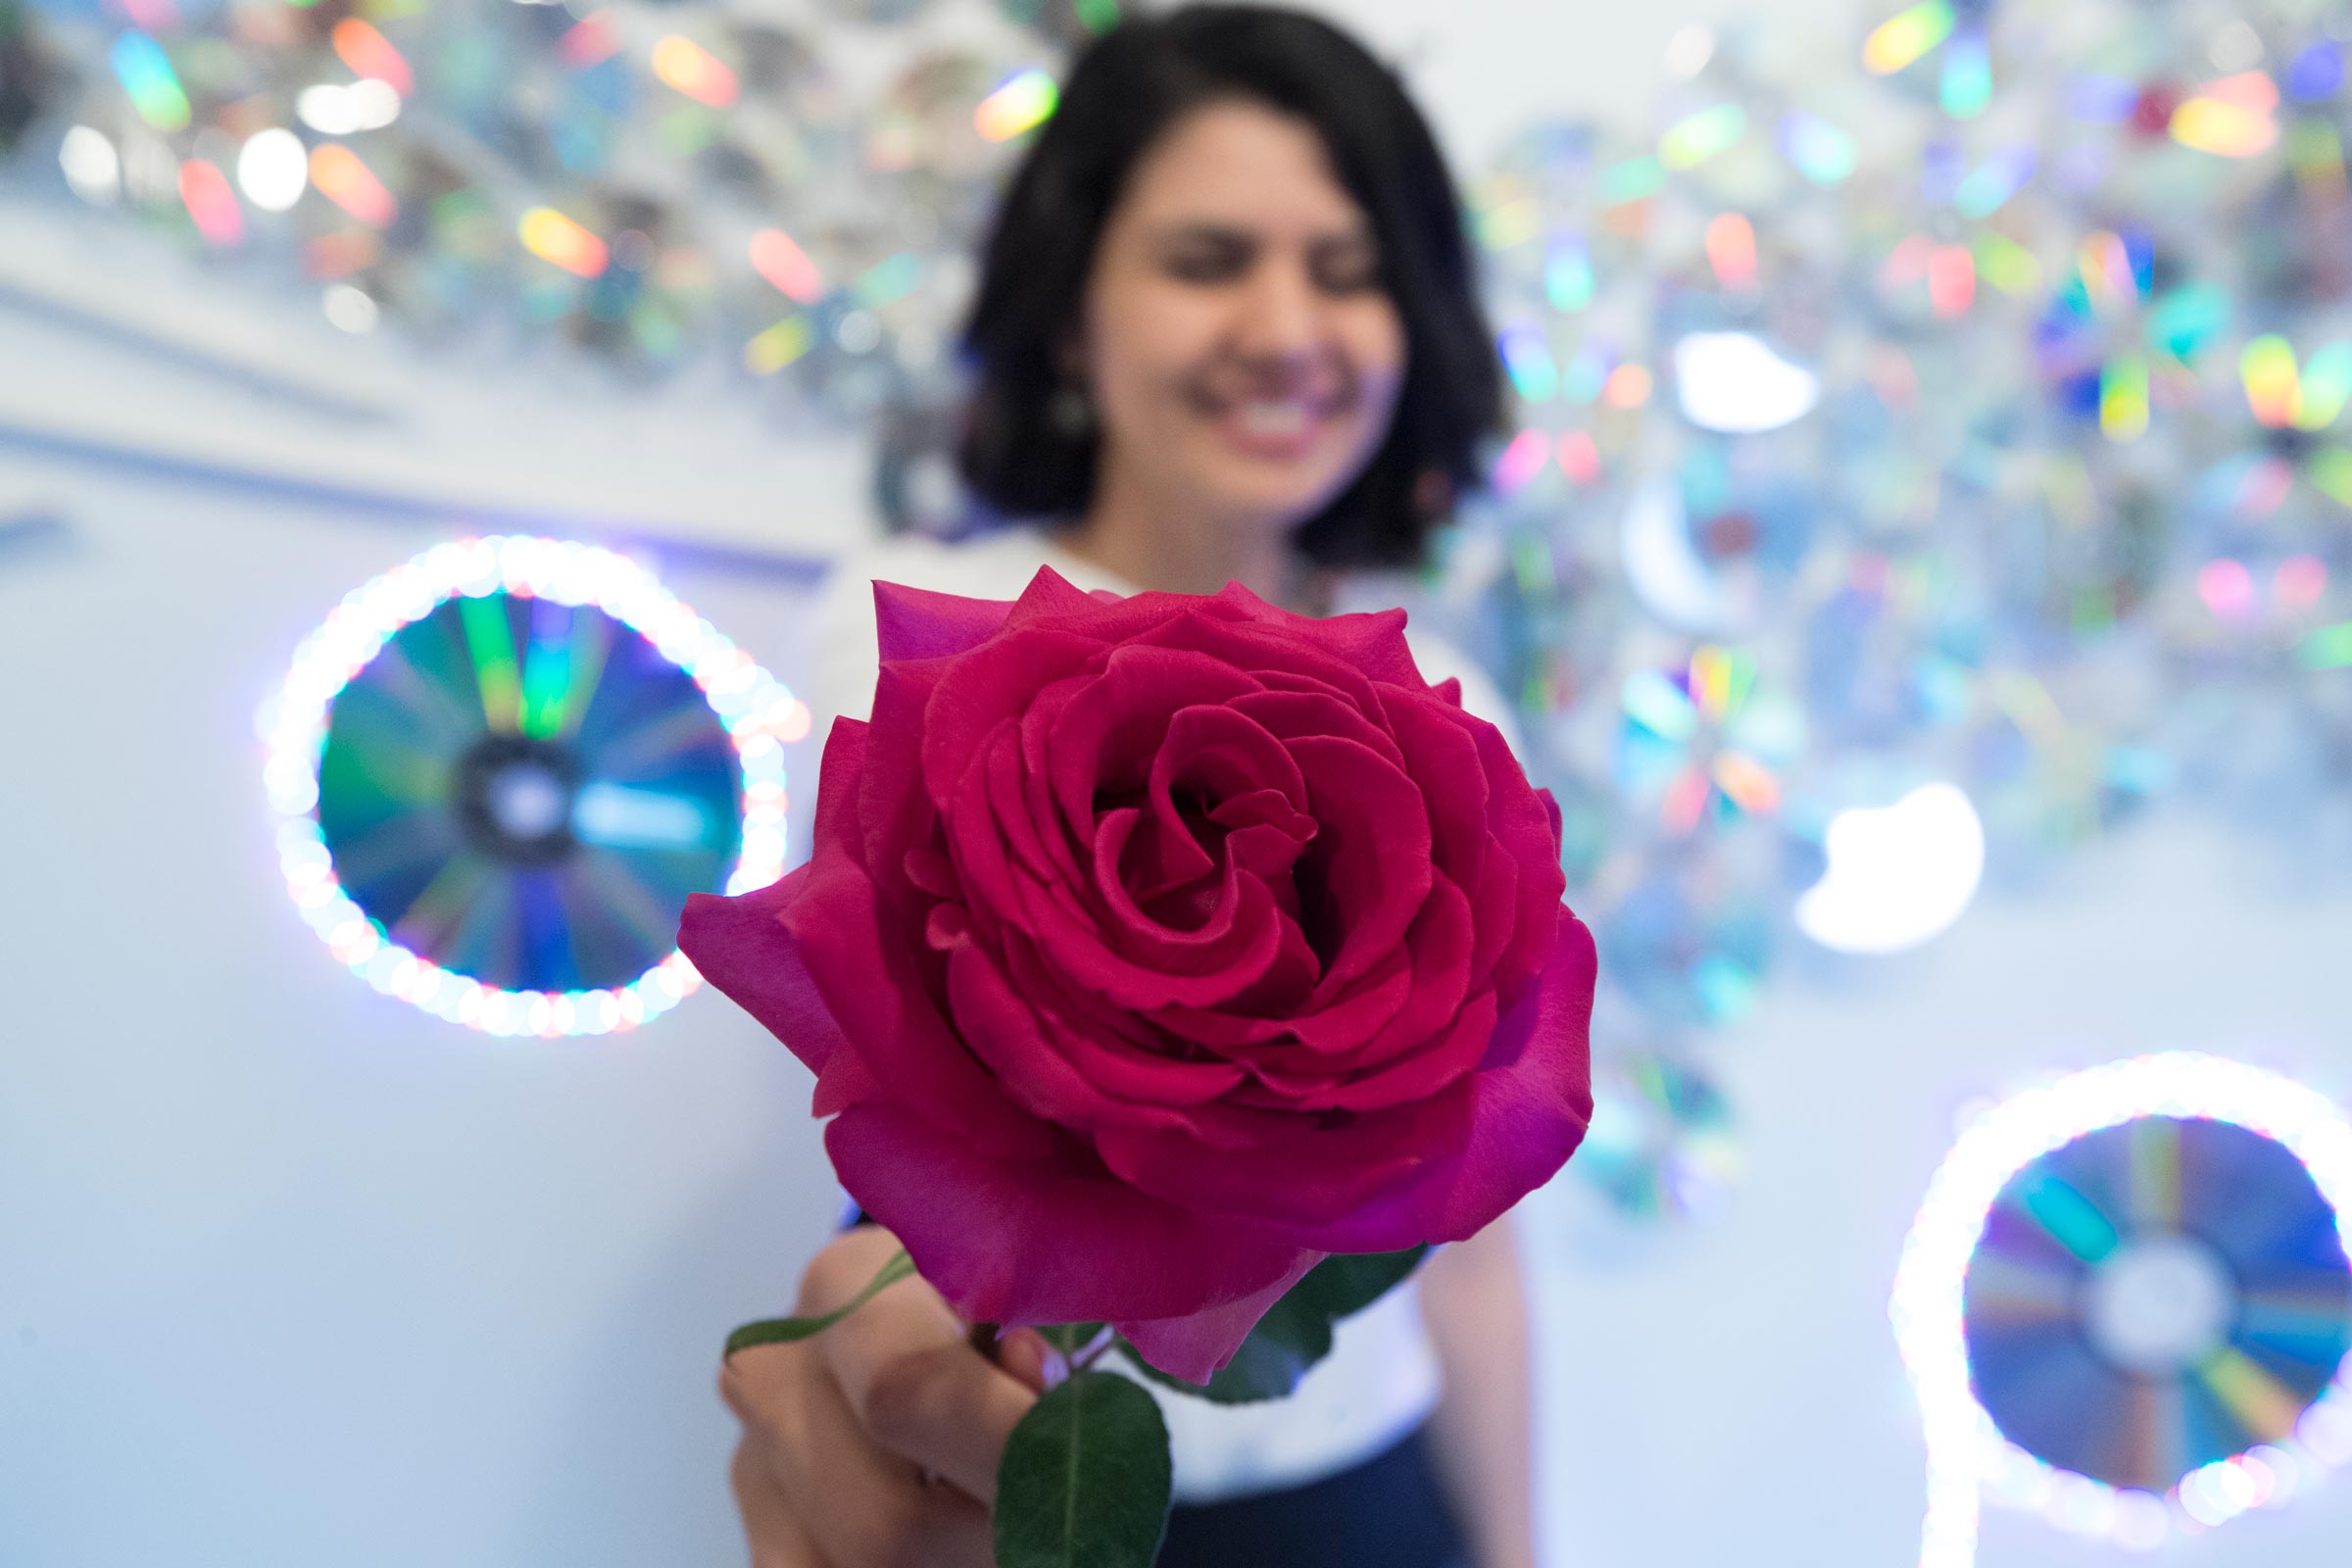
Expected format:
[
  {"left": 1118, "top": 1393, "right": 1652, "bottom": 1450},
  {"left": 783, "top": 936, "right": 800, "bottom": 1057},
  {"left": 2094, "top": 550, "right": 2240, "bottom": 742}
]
[
  {"left": 1574, "top": 1051, "right": 1742, "bottom": 1222},
  {"left": 1963, "top": 1115, "right": 2352, "bottom": 1492},
  {"left": 1596, "top": 860, "right": 1774, "bottom": 1028},
  {"left": 316, "top": 590, "right": 742, "bottom": 994},
  {"left": 1614, "top": 645, "right": 1805, "bottom": 837}
]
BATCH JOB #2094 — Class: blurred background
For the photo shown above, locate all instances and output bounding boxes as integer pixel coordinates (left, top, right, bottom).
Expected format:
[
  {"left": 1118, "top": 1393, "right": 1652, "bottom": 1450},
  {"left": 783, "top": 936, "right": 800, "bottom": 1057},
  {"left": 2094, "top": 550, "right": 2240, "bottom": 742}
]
[{"left": 6, "top": 0, "right": 2352, "bottom": 1564}]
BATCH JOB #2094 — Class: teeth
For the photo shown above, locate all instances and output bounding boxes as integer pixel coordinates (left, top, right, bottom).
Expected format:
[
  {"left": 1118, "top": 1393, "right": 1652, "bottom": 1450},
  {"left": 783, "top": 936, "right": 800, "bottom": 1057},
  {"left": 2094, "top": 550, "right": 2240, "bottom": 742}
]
[{"left": 1237, "top": 401, "right": 1311, "bottom": 436}]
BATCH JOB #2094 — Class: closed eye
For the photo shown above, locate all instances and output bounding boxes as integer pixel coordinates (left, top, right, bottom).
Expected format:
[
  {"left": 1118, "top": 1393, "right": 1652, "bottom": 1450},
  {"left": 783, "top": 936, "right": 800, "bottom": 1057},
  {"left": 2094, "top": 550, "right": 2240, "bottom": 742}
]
[
  {"left": 1153, "top": 224, "right": 1386, "bottom": 296},
  {"left": 1308, "top": 237, "right": 1383, "bottom": 294},
  {"left": 1158, "top": 227, "right": 1257, "bottom": 283}
]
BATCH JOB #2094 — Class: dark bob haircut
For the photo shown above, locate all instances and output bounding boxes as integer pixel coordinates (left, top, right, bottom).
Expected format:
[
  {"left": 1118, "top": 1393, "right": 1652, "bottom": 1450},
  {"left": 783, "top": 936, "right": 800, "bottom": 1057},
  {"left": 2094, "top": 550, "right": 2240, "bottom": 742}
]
[{"left": 956, "top": 4, "right": 1503, "bottom": 570}]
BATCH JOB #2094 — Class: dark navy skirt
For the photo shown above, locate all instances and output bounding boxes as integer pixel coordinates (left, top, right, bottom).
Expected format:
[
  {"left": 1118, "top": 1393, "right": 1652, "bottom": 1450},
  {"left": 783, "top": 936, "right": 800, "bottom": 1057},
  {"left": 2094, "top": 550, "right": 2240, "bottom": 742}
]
[{"left": 1155, "top": 1424, "right": 1468, "bottom": 1568}]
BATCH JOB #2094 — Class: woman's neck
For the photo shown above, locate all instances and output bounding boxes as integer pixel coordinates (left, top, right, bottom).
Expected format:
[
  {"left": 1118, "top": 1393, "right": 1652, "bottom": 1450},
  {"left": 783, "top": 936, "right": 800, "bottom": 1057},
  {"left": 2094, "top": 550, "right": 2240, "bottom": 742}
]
[{"left": 1052, "top": 468, "right": 1334, "bottom": 615}]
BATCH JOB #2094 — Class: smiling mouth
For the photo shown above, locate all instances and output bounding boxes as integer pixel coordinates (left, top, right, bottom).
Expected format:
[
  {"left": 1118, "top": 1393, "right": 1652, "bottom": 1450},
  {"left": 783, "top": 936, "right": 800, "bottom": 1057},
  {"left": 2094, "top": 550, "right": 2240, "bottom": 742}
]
[{"left": 1191, "top": 384, "right": 1356, "bottom": 460}]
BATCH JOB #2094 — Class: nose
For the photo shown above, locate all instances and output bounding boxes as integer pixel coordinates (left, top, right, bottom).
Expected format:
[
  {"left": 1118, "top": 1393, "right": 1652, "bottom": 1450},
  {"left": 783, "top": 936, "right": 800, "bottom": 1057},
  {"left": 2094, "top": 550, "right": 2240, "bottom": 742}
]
[{"left": 1227, "top": 257, "right": 1324, "bottom": 372}]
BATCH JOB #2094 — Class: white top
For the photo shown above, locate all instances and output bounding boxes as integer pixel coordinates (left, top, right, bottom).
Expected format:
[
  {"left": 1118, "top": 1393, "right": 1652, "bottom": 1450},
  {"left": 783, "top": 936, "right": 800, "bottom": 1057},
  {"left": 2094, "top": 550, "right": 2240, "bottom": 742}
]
[{"left": 797, "top": 527, "right": 1515, "bottom": 1502}]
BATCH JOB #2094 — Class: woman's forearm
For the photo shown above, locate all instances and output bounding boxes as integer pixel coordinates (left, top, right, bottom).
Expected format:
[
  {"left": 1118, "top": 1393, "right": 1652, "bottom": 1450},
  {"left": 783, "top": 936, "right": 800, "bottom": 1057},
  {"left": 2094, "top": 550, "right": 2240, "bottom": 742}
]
[{"left": 1419, "top": 1215, "right": 1541, "bottom": 1568}]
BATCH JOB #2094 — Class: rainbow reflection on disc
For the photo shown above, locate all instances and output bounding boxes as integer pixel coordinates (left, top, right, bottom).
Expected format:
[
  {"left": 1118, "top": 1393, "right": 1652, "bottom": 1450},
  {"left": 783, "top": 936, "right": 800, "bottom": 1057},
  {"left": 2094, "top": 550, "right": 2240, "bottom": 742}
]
[
  {"left": 1963, "top": 1115, "right": 2352, "bottom": 1494},
  {"left": 262, "top": 536, "right": 801, "bottom": 1037},
  {"left": 1574, "top": 1051, "right": 1741, "bottom": 1223}
]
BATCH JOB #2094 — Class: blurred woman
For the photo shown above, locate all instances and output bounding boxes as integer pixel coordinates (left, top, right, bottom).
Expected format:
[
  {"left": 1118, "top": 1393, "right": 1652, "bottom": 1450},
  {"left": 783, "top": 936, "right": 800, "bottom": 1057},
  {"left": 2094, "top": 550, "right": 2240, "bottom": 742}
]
[{"left": 731, "top": 9, "right": 1536, "bottom": 1566}]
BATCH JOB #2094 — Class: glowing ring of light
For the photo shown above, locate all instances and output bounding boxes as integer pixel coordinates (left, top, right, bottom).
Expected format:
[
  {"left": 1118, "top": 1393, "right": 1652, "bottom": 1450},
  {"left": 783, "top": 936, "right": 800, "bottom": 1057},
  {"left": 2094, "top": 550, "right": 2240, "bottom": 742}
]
[
  {"left": 260, "top": 535, "right": 803, "bottom": 1037},
  {"left": 1892, "top": 1054, "right": 2352, "bottom": 1566}
]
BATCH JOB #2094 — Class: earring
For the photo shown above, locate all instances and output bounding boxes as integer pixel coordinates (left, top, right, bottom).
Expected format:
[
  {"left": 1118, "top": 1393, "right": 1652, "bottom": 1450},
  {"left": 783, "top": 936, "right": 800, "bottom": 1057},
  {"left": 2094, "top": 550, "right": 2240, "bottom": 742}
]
[{"left": 1049, "top": 382, "right": 1095, "bottom": 438}]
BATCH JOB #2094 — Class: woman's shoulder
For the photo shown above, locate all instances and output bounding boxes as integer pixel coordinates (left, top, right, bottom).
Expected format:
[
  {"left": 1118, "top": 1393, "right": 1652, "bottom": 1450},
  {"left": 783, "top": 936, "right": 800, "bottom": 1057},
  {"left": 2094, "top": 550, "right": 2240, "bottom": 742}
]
[
  {"left": 805, "top": 525, "right": 1130, "bottom": 727},
  {"left": 816, "top": 525, "right": 1121, "bottom": 613}
]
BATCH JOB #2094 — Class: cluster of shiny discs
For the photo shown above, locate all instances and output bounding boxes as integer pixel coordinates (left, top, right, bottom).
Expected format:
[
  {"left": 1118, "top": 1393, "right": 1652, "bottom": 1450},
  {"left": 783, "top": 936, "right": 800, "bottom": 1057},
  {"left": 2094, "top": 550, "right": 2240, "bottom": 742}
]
[
  {"left": 14, "top": 0, "right": 1082, "bottom": 424},
  {"left": 1417, "top": 0, "right": 2352, "bottom": 1237}
]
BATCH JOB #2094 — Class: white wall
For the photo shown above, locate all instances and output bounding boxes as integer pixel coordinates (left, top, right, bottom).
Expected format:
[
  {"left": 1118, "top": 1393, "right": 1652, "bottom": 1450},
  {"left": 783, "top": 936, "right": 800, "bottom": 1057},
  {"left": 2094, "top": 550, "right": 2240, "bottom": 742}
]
[
  {"left": 7, "top": 3, "right": 2352, "bottom": 1565},
  {"left": 1525, "top": 815, "right": 2352, "bottom": 1568},
  {"left": 0, "top": 470, "right": 842, "bottom": 1567}
]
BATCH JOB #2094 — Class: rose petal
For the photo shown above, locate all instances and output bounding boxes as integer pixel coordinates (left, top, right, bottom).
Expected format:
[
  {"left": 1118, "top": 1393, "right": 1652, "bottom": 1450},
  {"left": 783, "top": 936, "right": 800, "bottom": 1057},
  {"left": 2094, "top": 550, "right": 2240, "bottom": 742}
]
[
  {"left": 1098, "top": 910, "right": 1593, "bottom": 1246},
  {"left": 1094, "top": 1101, "right": 1438, "bottom": 1231},
  {"left": 1284, "top": 911, "right": 1596, "bottom": 1252},
  {"left": 990, "top": 935, "right": 1304, "bottom": 1146},
  {"left": 1229, "top": 688, "right": 1406, "bottom": 770},
  {"left": 1336, "top": 874, "right": 1478, "bottom": 1068},
  {"left": 1121, "top": 703, "right": 1309, "bottom": 905},
  {"left": 1287, "top": 734, "right": 1432, "bottom": 996},
  {"left": 1153, "top": 704, "right": 1308, "bottom": 811},
  {"left": 859, "top": 663, "right": 953, "bottom": 888},
  {"left": 1133, "top": 609, "right": 1395, "bottom": 721},
  {"left": 1092, "top": 807, "right": 1250, "bottom": 954},
  {"left": 1114, "top": 803, "right": 1216, "bottom": 908},
  {"left": 1213, "top": 795, "right": 1318, "bottom": 888},
  {"left": 1379, "top": 689, "right": 1491, "bottom": 879},
  {"left": 1461, "top": 830, "right": 1521, "bottom": 986},
  {"left": 1210, "top": 872, "right": 1476, "bottom": 1079},
  {"left": 1003, "top": 565, "right": 1108, "bottom": 622},
  {"left": 778, "top": 835, "right": 1058, "bottom": 1162},
  {"left": 680, "top": 713, "right": 873, "bottom": 1088},
  {"left": 918, "top": 628, "right": 1104, "bottom": 816},
  {"left": 1278, "top": 603, "right": 1427, "bottom": 691},
  {"left": 1014, "top": 849, "right": 1288, "bottom": 1007},
  {"left": 1305, "top": 989, "right": 1496, "bottom": 1113},
  {"left": 1150, "top": 912, "right": 1322, "bottom": 1044},
  {"left": 1004, "top": 572, "right": 1284, "bottom": 644},
  {"left": 1001, "top": 564, "right": 1167, "bottom": 634},
  {"left": 946, "top": 941, "right": 1250, "bottom": 1131},
  {"left": 1280, "top": 946, "right": 1414, "bottom": 1055},
  {"left": 827, "top": 1102, "right": 1314, "bottom": 1329},
  {"left": 1046, "top": 646, "right": 1260, "bottom": 845},
  {"left": 1456, "top": 708, "right": 1569, "bottom": 995},
  {"left": 872, "top": 580, "right": 1016, "bottom": 664},
  {"left": 1015, "top": 672, "right": 1102, "bottom": 891},
  {"left": 955, "top": 721, "right": 1047, "bottom": 937},
  {"left": 1115, "top": 1249, "right": 1325, "bottom": 1383},
  {"left": 678, "top": 871, "right": 838, "bottom": 1076}
]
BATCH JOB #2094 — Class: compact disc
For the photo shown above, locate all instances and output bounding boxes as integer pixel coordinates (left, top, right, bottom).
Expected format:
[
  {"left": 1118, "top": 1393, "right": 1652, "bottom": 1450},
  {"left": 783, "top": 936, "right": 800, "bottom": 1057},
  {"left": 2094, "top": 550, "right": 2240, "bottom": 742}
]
[
  {"left": 1963, "top": 1115, "right": 2352, "bottom": 1492},
  {"left": 264, "top": 536, "right": 797, "bottom": 1035}
]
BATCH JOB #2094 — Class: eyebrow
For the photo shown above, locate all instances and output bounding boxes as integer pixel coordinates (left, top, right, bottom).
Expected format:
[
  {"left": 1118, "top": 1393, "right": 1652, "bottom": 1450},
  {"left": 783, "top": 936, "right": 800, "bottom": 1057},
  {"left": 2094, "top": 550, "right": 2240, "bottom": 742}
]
[{"left": 1151, "top": 220, "right": 1379, "bottom": 251}]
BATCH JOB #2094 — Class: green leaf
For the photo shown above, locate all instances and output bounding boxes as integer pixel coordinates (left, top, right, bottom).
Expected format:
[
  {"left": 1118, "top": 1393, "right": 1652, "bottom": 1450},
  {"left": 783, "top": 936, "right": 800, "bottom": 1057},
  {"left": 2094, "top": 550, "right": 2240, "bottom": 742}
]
[
  {"left": 1116, "top": 1291, "right": 1328, "bottom": 1404},
  {"left": 994, "top": 1369, "right": 1172, "bottom": 1568},
  {"left": 721, "top": 1250, "right": 915, "bottom": 1360},
  {"left": 1116, "top": 1246, "right": 1432, "bottom": 1405},
  {"left": 1292, "top": 1245, "right": 1430, "bottom": 1321}
]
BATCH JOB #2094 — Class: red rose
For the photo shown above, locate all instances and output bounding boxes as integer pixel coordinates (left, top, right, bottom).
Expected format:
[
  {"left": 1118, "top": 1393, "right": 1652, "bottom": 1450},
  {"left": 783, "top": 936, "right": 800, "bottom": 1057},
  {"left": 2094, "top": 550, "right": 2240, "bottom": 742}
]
[{"left": 682, "top": 567, "right": 1595, "bottom": 1381}]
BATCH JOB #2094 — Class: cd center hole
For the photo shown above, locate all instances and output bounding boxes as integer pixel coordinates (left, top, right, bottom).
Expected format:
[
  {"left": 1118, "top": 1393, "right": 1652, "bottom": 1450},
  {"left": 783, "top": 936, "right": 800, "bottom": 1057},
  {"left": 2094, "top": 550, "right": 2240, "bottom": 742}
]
[{"left": 487, "top": 761, "right": 571, "bottom": 842}]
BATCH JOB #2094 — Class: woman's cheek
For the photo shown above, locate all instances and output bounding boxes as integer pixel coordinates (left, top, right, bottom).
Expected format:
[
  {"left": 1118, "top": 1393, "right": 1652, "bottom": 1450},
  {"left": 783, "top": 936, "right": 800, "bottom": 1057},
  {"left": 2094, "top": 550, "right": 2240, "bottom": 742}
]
[{"left": 1088, "top": 277, "right": 1211, "bottom": 402}]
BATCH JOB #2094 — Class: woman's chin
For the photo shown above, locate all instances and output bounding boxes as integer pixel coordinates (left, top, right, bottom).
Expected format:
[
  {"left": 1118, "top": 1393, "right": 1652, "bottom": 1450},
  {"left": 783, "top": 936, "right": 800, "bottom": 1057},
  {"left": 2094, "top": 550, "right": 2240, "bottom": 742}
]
[{"left": 1183, "top": 452, "right": 1361, "bottom": 530}]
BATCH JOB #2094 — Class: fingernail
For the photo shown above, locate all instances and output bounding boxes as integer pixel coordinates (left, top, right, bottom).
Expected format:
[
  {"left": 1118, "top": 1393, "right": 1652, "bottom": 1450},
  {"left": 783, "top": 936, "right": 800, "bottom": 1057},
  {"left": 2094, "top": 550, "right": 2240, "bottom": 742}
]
[{"left": 998, "top": 1328, "right": 1053, "bottom": 1393}]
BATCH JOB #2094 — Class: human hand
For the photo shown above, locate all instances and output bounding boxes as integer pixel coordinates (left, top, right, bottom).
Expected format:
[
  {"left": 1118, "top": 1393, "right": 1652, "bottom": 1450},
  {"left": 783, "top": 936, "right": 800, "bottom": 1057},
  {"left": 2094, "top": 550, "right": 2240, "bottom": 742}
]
[{"left": 719, "top": 1226, "right": 1064, "bottom": 1567}]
